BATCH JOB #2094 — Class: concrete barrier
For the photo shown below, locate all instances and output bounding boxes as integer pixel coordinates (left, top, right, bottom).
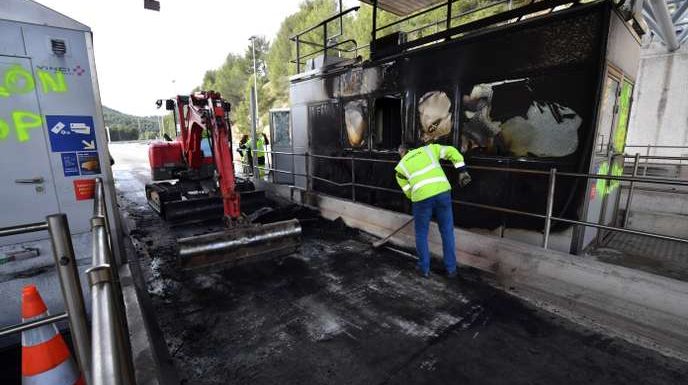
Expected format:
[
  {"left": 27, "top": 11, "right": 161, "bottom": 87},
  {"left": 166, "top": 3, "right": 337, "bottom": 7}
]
[{"left": 269, "top": 185, "right": 688, "bottom": 361}]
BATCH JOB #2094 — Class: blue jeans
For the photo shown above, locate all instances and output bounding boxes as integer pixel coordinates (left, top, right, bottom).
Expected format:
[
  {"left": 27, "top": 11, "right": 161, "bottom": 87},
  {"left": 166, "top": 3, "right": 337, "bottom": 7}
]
[{"left": 412, "top": 191, "right": 457, "bottom": 274}]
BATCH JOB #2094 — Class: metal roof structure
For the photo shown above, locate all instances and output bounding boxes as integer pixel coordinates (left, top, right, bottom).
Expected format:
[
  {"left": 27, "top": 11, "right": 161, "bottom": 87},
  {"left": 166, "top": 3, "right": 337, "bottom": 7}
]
[
  {"left": 0, "top": 0, "right": 90, "bottom": 31},
  {"left": 360, "top": 0, "right": 446, "bottom": 16},
  {"left": 641, "top": 0, "right": 687, "bottom": 49}
]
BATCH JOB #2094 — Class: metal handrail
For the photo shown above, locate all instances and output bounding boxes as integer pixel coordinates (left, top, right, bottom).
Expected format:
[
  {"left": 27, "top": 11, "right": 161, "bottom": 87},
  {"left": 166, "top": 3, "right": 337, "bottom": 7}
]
[
  {"left": 0, "top": 215, "right": 92, "bottom": 383},
  {"left": 290, "top": 7, "right": 361, "bottom": 73},
  {"left": 0, "top": 221, "right": 49, "bottom": 237},
  {"left": 257, "top": 149, "right": 688, "bottom": 249},
  {"left": 289, "top": 39, "right": 359, "bottom": 65},
  {"left": 87, "top": 177, "right": 135, "bottom": 385},
  {"left": 394, "top": 0, "right": 512, "bottom": 38},
  {"left": 0, "top": 312, "right": 68, "bottom": 338},
  {"left": 289, "top": 6, "right": 360, "bottom": 40}
]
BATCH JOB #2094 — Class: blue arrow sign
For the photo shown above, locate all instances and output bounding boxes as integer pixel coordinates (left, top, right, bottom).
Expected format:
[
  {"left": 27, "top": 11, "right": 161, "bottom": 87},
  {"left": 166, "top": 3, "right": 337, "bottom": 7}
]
[{"left": 46, "top": 115, "right": 97, "bottom": 152}]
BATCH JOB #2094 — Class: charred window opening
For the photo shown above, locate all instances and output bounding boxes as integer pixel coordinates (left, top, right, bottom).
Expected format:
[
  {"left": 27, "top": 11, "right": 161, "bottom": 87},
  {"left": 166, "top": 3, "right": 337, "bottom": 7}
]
[
  {"left": 373, "top": 97, "right": 402, "bottom": 150},
  {"left": 417, "top": 91, "right": 453, "bottom": 144},
  {"left": 460, "top": 78, "right": 582, "bottom": 158},
  {"left": 344, "top": 100, "right": 368, "bottom": 149}
]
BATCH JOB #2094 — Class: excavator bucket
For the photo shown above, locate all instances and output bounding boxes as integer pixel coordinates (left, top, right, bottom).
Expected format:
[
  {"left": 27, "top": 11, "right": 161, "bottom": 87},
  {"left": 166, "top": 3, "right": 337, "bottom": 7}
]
[{"left": 176, "top": 219, "right": 302, "bottom": 270}]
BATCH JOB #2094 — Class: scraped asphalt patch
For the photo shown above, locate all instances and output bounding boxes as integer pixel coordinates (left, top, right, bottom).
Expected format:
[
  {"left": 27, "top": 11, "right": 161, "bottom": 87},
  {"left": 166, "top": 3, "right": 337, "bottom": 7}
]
[{"left": 119, "top": 194, "right": 688, "bottom": 385}]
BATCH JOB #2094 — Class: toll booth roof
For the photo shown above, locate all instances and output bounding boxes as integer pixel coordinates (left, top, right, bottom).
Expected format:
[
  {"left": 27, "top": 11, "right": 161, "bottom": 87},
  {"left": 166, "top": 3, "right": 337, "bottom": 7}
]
[
  {"left": 360, "top": 0, "right": 446, "bottom": 16},
  {"left": 0, "top": 0, "right": 90, "bottom": 31}
]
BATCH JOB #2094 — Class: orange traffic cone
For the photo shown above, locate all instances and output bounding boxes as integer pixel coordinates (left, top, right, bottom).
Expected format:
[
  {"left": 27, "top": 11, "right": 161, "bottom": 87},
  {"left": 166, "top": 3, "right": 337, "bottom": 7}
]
[{"left": 21, "top": 285, "right": 85, "bottom": 385}]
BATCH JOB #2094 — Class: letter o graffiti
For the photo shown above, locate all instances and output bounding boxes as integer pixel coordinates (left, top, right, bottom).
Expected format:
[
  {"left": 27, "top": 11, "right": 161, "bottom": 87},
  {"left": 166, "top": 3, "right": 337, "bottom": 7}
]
[
  {"left": 4, "top": 65, "right": 35, "bottom": 94},
  {"left": 0, "top": 119, "right": 9, "bottom": 140}
]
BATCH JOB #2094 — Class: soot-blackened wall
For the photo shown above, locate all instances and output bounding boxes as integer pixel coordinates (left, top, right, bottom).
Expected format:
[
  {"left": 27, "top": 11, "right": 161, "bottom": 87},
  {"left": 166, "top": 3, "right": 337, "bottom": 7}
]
[{"left": 304, "top": 2, "right": 612, "bottom": 232}]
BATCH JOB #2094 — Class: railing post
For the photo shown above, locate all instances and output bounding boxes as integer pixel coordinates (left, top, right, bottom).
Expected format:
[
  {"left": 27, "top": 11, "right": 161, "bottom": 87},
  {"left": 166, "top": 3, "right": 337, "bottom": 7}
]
[
  {"left": 644, "top": 144, "right": 651, "bottom": 176},
  {"left": 623, "top": 153, "right": 640, "bottom": 229},
  {"left": 295, "top": 37, "right": 301, "bottom": 73},
  {"left": 446, "top": 0, "right": 453, "bottom": 31},
  {"left": 351, "top": 155, "right": 356, "bottom": 202},
  {"left": 371, "top": 0, "right": 378, "bottom": 46},
  {"left": 305, "top": 152, "right": 311, "bottom": 192},
  {"left": 323, "top": 22, "right": 328, "bottom": 60},
  {"left": 542, "top": 168, "right": 557, "bottom": 249},
  {"left": 88, "top": 217, "right": 121, "bottom": 385},
  {"left": 47, "top": 214, "right": 92, "bottom": 384}
]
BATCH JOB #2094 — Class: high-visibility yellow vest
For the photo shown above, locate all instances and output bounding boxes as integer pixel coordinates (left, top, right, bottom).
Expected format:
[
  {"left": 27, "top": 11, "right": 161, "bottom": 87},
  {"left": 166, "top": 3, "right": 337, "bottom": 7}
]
[
  {"left": 395, "top": 144, "right": 466, "bottom": 202},
  {"left": 248, "top": 136, "right": 266, "bottom": 159}
]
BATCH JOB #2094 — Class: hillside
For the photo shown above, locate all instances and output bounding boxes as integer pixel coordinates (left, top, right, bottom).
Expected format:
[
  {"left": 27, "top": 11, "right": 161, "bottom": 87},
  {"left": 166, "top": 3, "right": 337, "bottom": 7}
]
[{"left": 103, "top": 106, "right": 161, "bottom": 141}]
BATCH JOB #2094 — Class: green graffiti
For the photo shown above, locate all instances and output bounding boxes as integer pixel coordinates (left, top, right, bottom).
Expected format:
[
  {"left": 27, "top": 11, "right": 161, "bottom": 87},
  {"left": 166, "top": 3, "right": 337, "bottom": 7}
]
[
  {"left": 613, "top": 81, "right": 633, "bottom": 153},
  {"left": 596, "top": 161, "right": 609, "bottom": 197},
  {"left": 594, "top": 160, "right": 624, "bottom": 197},
  {"left": 609, "top": 162, "right": 623, "bottom": 193},
  {"left": 4, "top": 65, "right": 35, "bottom": 95},
  {"left": 36, "top": 69, "right": 68, "bottom": 94},
  {"left": 11, "top": 111, "right": 43, "bottom": 143},
  {"left": 0, "top": 119, "right": 9, "bottom": 140},
  {"left": 0, "top": 65, "right": 70, "bottom": 97}
]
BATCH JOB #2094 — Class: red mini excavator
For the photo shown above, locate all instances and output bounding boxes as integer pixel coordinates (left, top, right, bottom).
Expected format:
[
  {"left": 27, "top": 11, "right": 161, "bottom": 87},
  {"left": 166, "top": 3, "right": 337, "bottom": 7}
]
[{"left": 145, "top": 91, "right": 301, "bottom": 270}]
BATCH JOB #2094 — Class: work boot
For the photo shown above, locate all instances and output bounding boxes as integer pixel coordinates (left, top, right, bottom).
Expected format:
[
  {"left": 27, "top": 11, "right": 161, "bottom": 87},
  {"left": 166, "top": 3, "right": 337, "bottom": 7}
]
[
  {"left": 417, "top": 266, "right": 429, "bottom": 278},
  {"left": 447, "top": 270, "right": 458, "bottom": 279}
]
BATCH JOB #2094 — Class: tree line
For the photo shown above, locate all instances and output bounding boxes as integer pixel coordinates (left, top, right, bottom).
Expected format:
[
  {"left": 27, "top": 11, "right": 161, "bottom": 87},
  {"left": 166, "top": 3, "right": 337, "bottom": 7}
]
[
  {"left": 106, "top": 1, "right": 527, "bottom": 141},
  {"left": 198, "top": 0, "right": 526, "bottom": 135}
]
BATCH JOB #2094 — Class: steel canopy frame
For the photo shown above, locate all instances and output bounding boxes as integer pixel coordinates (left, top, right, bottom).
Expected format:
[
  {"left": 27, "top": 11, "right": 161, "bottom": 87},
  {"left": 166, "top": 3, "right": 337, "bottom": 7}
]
[{"left": 642, "top": 0, "right": 688, "bottom": 49}]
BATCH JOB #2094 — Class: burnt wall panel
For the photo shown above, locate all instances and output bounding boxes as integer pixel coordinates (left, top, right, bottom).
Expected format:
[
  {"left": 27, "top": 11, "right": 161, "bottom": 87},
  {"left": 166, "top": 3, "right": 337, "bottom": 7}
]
[{"left": 298, "top": 3, "right": 614, "bottom": 233}]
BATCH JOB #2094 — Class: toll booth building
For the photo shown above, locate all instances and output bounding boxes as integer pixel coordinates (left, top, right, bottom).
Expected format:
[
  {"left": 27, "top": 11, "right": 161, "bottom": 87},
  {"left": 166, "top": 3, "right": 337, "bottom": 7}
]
[
  {"left": 0, "top": 0, "right": 121, "bottom": 343},
  {"left": 282, "top": 0, "right": 641, "bottom": 255}
]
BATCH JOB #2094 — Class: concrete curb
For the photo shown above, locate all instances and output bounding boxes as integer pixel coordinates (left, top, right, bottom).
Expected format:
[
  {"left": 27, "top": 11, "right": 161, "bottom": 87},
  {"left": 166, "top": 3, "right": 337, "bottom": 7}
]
[
  {"left": 119, "top": 211, "right": 181, "bottom": 385},
  {"left": 272, "top": 186, "right": 688, "bottom": 361}
]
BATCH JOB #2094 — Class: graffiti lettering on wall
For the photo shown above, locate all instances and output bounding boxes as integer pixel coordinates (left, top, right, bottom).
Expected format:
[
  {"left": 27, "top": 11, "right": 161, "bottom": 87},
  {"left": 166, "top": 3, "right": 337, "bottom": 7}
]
[
  {"left": 0, "top": 65, "right": 68, "bottom": 97},
  {"left": 0, "top": 111, "right": 43, "bottom": 143},
  {"left": 0, "top": 64, "right": 70, "bottom": 144},
  {"left": 591, "top": 161, "right": 623, "bottom": 199}
]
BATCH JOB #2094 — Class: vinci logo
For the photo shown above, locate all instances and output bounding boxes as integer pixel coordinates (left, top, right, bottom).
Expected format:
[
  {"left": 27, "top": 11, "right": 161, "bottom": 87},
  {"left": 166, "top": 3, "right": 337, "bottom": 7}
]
[{"left": 35, "top": 65, "right": 86, "bottom": 76}]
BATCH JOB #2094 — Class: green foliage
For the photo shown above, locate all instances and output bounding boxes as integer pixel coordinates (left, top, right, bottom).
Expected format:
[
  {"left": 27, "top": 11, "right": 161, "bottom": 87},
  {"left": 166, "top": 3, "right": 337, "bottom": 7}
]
[
  {"left": 197, "top": 0, "right": 530, "bottom": 135},
  {"left": 102, "top": 106, "right": 163, "bottom": 141},
  {"left": 108, "top": 126, "right": 139, "bottom": 141}
]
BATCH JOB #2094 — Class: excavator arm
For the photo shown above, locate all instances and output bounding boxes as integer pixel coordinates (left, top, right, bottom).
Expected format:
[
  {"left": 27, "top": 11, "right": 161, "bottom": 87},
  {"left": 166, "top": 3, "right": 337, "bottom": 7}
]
[
  {"left": 182, "top": 91, "right": 241, "bottom": 220},
  {"left": 147, "top": 91, "right": 301, "bottom": 271}
]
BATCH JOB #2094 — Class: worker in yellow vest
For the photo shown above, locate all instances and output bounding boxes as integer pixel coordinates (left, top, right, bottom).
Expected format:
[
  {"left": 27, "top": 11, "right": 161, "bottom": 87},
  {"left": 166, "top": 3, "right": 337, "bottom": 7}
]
[
  {"left": 395, "top": 142, "right": 471, "bottom": 278},
  {"left": 237, "top": 134, "right": 253, "bottom": 176},
  {"left": 247, "top": 133, "right": 269, "bottom": 178}
]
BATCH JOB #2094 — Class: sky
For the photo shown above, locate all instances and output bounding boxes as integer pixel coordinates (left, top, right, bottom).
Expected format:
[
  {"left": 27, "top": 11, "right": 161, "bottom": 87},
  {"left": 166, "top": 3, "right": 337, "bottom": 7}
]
[{"left": 33, "top": 0, "right": 357, "bottom": 117}]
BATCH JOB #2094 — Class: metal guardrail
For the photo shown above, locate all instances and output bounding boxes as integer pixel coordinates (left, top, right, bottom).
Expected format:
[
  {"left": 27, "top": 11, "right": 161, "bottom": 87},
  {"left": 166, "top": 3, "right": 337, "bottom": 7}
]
[
  {"left": 86, "top": 178, "right": 135, "bottom": 385},
  {"left": 0, "top": 177, "right": 134, "bottom": 385},
  {"left": 624, "top": 145, "right": 688, "bottom": 176},
  {"left": 0, "top": 214, "right": 92, "bottom": 382},
  {"left": 255, "top": 150, "right": 688, "bottom": 251},
  {"left": 289, "top": 0, "right": 568, "bottom": 72},
  {"left": 289, "top": 6, "right": 361, "bottom": 73}
]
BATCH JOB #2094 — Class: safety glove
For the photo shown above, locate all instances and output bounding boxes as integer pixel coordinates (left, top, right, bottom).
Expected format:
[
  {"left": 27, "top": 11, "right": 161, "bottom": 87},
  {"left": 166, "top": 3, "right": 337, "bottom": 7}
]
[{"left": 458, "top": 171, "right": 472, "bottom": 188}]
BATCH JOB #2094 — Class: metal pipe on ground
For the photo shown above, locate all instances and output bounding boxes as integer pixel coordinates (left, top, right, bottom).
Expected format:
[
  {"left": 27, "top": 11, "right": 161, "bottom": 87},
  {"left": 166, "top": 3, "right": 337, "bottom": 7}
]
[{"left": 177, "top": 219, "right": 302, "bottom": 270}]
